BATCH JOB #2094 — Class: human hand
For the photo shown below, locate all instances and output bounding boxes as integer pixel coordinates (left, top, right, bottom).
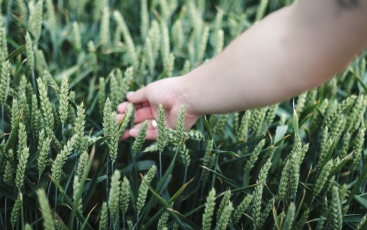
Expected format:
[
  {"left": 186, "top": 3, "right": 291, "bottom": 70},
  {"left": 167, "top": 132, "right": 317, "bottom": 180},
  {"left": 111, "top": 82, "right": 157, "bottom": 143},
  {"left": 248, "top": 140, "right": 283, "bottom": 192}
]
[{"left": 117, "top": 77, "right": 200, "bottom": 140}]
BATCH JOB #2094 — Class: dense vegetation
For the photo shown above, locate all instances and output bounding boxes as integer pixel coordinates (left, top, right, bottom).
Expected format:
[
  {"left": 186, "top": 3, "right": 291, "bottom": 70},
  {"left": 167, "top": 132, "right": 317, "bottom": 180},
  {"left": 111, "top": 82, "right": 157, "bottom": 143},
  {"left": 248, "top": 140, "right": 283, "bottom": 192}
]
[{"left": 0, "top": 0, "right": 367, "bottom": 229}]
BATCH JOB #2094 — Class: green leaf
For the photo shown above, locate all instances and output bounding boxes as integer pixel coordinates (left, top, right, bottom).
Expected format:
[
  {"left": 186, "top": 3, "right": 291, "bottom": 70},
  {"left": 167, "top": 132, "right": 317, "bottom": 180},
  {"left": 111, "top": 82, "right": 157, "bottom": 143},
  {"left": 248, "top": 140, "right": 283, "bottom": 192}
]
[
  {"left": 4, "top": 114, "right": 21, "bottom": 152},
  {"left": 343, "top": 214, "right": 365, "bottom": 223},
  {"left": 274, "top": 125, "right": 288, "bottom": 143},
  {"left": 7, "top": 45, "right": 25, "bottom": 60},
  {"left": 211, "top": 149, "right": 240, "bottom": 157},
  {"left": 347, "top": 163, "right": 367, "bottom": 207},
  {"left": 354, "top": 194, "right": 367, "bottom": 210},
  {"left": 68, "top": 145, "right": 95, "bottom": 229},
  {"left": 200, "top": 166, "right": 242, "bottom": 188},
  {"left": 54, "top": 65, "right": 80, "bottom": 81}
]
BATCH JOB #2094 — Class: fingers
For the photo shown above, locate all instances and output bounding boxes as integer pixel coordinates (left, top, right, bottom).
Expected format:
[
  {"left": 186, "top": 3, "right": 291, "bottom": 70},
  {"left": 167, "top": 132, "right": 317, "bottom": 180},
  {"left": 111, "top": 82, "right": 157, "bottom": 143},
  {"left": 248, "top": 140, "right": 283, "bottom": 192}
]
[
  {"left": 126, "top": 88, "right": 148, "bottom": 104},
  {"left": 118, "top": 118, "right": 158, "bottom": 140},
  {"left": 118, "top": 107, "right": 155, "bottom": 124},
  {"left": 129, "top": 128, "right": 158, "bottom": 140},
  {"left": 120, "top": 130, "right": 130, "bottom": 140},
  {"left": 117, "top": 102, "right": 132, "bottom": 113},
  {"left": 117, "top": 101, "right": 151, "bottom": 113}
]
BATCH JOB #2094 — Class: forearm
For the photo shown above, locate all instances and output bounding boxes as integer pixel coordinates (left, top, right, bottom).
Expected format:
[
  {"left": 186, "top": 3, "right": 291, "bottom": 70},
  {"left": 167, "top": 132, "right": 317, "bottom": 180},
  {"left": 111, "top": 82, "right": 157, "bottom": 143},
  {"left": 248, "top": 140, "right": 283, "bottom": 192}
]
[{"left": 178, "top": 0, "right": 367, "bottom": 116}]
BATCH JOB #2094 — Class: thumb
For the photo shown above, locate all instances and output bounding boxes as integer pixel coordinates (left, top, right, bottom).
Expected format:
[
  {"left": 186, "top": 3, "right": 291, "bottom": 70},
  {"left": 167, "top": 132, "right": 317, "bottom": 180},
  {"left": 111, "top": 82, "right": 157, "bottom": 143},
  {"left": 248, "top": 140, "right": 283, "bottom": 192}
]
[{"left": 127, "top": 87, "right": 148, "bottom": 104}]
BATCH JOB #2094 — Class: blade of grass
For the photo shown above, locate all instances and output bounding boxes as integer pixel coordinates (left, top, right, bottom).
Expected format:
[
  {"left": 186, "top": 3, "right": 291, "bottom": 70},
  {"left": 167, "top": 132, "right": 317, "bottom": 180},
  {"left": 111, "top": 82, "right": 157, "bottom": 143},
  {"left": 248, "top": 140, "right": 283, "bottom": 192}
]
[
  {"left": 138, "top": 140, "right": 182, "bottom": 225},
  {"left": 144, "top": 177, "right": 195, "bottom": 228},
  {"left": 49, "top": 174, "right": 93, "bottom": 230},
  {"left": 142, "top": 176, "right": 201, "bottom": 230},
  {"left": 83, "top": 148, "right": 107, "bottom": 207},
  {"left": 346, "top": 163, "right": 367, "bottom": 207},
  {"left": 68, "top": 145, "right": 95, "bottom": 229},
  {"left": 200, "top": 166, "right": 242, "bottom": 188}
]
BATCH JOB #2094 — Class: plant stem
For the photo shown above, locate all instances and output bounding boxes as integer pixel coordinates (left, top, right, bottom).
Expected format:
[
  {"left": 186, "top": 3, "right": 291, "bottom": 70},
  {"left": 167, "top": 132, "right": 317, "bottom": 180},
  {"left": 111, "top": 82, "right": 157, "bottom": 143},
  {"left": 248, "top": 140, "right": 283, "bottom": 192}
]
[
  {"left": 38, "top": 174, "right": 41, "bottom": 186},
  {"left": 4, "top": 198, "right": 7, "bottom": 228},
  {"left": 0, "top": 210, "right": 4, "bottom": 230},
  {"left": 123, "top": 214, "right": 125, "bottom": 229},
  {"left": 54, "top": 189, "right": 57, "bottom": 209},
  {"left": 1, "top": 105, "right": 4, "bottom": 133},
  {"left": 159, "top": 151, "right": 162, "bottom": 179},
  {"left": 52, "top": 32, "right": 58, "bottom": 61},
  {"left": 20, "top": 194, "right": 24, "bottom": 230},
  {"left": 62, "top": 123, "right": 65, "bottom": 141},
  {"left": 183, "top": 167, "right": 188, "bottom": 184},
  {"left": 31, "top": 69, "right": 37, "bottom": 95},
  {"left": 47, "top": 180, "right": 52, "bottom": 198},
  {"left": 106, "top": 155, "right": 109, "bottom": 196},
  {"left": 111, "top": 161, "right": 114, "bottom": 178},
  {"left": 5, "top": 0, "right": 13, "bottom": 33}
]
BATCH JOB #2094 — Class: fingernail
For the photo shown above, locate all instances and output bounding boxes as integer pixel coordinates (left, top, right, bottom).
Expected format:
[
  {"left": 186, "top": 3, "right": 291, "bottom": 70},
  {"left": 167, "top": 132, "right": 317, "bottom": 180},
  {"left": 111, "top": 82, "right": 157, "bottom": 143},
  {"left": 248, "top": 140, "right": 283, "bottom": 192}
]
[{"left": 127, "top": 92, "right": 134, "bottom": 97}]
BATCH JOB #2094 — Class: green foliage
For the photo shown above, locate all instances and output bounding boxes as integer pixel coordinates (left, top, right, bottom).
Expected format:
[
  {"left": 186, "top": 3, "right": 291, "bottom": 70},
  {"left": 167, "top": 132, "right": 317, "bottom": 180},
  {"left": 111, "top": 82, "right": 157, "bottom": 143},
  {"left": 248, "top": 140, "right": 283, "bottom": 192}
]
[
  {"left": 0, "top": 1, "right": 366, "bottom": 229},
  {"left": 202, "top": 188, "right": 216, "bottom": 230}
]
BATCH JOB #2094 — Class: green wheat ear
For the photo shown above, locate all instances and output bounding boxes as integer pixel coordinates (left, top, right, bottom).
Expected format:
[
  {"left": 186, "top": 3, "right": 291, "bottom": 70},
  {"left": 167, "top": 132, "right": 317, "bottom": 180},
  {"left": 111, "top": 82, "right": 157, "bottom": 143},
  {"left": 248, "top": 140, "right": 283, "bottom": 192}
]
[
  {"left": 202, "top": 139, "right": 215, "bottom": 182},
  {"left": 215, "top": 202, "right": 233, "bottom": 230},
  {"left": 109, "top": 170, "right": 121, "bottom": 226},
  {"left": 15, "top": 146, "right": 29, "bottom": 192},
  {"left": 243, "top": 139, "right": 265, "bottom": 174},
  {"left": 157, "top": 202, "right": 173, "bottom": 229},
  {"left": 72, "top": 22, "right": 81, "bottom": 51},
  {"left": 232, "top": 194, "right": 253, "bottom": 224},
  {"left": 120, "top": 176, "right": 131, "bottom": 215},
  {"left": 160, "top": 21, "right": 170, "bottom": 68},
  {"left": 120, "top": 67, "right": 134, "bottom": 101},
  {"left": 77, "top": 151, "right": 89, "bottom": 180},
  {"left": 11, "top": 99, "right": 20, "bottom": 129},
  {"left": 252, "top": 158, "right": 272, "bottom": 228},
  {"left": 175, "top": 105, "right": 185, "bottom": 144},
  {"left": 145, "top": 37, "right": 155, "bottom": 76},
  {"left": 172, "top": 20, "right": 183, "bottom": 52},
  {"left": 132, "top": 120, "right": 148, "bottom": 154},
  {"left": 99, "top": 202, "right": 109, "bottom": 230},
  {"left": 28, "top": 0, "right": 44, "bottom": 42},
  {"left": 0, "top": 60, "right": 10, "bottom": 105},
  {"left": 149, "top": 20, "right": 161, "bottom": 60},
  {"left": 352, "top": 125, "right": 365, "bottom": 169},
  {"left": 99, "top": 77, "right": 106, "bottom": 116},
  {"left": 313, "top": 160, "right": 333, "bottom": 198},
  {"left": 87, "top": 41, "right": 98, "bottom": 74},
  {"left": 74, "top": 102, "right": 86, "bottom": 154},
  {"left": 140, "top": 0, "right": 149, "bottom": 40},
  {"left": 113, "top": 11, "right": 138, "bottom": 70},
  {"left": 37, "top": 77, "right": 54, "bottom": 130},
  {"left": 294, "top": 208, "right": 310, "bottom": 230},
  {"left": 127, "top": 220, "right": 134, "bottom": 230},
  {"left": 3, "top": 149, "right": 14, "bottom": 186},
  {"left": 37, "top": 129, "right": 51, "bottom": 176},
  {"left": 37, "top": 189, "right": 55, "bottom": 229},
  {"left": 72, "top": 176, "right": 82, "bottom": 222},
  {"left": 100, "top": 6, "right": 110, "bottom": 48},
  {"left": 197, "top": 25, "right": 209, "bottom": 63},
  {"left": 45, "top": 0, "right": 55, "bottom": 34},
  {"left": 24, "top": 223, "right": 33, "bottom": 230},
  {"left": 157, "top": 104, "right": 167, "bottom": 152},
  {"left": 11, "top": 193, "right": 22, "bottom": 229},
  {"left": 282, "top": 202, "right": 296, "bottom": 230},
  {"left": 202, "top": 188, "right": 216, "bottom": 230},
  {"left": 59, "top": 76, "right": 69, "bottom": 125},
  {"left": 217, "top": 190, "right": 231, "bottom": 222},
  {"left": 136, "top": 164, "right": 157, "bottom": 214},
  {"left": 330, "top": 186, "right": 343, "bottom": 230}
]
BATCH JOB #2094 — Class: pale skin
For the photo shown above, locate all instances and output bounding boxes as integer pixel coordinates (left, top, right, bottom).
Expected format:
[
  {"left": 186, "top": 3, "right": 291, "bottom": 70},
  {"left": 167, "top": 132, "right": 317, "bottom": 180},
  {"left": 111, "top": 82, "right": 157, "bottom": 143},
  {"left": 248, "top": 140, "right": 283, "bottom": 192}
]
[{"left": 117, "top": 0, "right": 367, "bottom": 140}]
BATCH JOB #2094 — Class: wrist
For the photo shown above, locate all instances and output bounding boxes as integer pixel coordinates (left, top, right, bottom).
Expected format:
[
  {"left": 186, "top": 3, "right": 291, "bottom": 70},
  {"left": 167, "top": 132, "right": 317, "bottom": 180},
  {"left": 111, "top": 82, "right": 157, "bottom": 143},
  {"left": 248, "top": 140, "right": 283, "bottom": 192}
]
[{"left": 174, "top": 75, "right": 203, "bottom": 117}]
